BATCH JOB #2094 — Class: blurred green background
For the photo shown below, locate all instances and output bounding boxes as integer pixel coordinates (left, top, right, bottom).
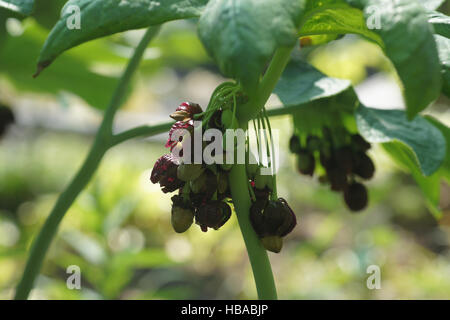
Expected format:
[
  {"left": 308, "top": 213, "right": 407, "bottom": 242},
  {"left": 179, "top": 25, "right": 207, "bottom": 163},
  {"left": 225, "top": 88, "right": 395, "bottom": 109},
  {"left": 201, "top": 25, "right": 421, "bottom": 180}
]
[{"left": 1, "top": 1, "right": 450, "bottom": 300}]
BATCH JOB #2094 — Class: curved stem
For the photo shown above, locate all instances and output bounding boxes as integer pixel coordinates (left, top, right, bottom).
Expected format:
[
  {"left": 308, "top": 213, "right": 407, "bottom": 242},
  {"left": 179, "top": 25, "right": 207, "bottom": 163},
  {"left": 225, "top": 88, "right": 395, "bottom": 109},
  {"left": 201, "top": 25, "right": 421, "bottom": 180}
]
[
  {"left": 111, "top": 121, "right": 174, "bottom": 146},
  {"left": 229, "top": 163, "right": 277, "bottom": 300},
  {"left": 238, "top": 46, "right": 294, "bottom": 123},
  {"left": 14, "top": 26, "right": 159, "bottom": 300}
]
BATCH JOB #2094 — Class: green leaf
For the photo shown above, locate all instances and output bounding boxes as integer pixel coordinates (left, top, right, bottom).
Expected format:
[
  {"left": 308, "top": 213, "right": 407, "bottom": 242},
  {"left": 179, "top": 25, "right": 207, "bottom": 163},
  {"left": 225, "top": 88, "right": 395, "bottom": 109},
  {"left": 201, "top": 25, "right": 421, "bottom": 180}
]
[
  {"left": 382, "top": 141, "right": 442, "bottom": 219},
  {"left": 198, "top": 0, "right": 305, "bottom": 90},
  {"left": 435, "top": 35, "right": 450, "bottom": 97},
  {"left": 429, "top": 11, "right": 450, "bottom": 38},
  {"left": 356, "top": 105, "right": 446, "bottom": 176},
  {"left": 274, "top": 59, "right": 351, "bottom": 107},
  {"left": 345, "top": 0, "right": 442, "bottom": 119},
  {"left": 0, "top": 21, "right": 121, "bottom": 108},
  {"left": 299, "top": 0, "right": 382, "bottom": 46},
  {"left": 32, "top": 0, "right": 67, "bottom": 30},
  {"left": 425, "top": 116, "right": 450, "bottom": 182},
  {"left": 0, "top": 0, "right": 34, "bottom": 16},
  {"left": 36, "top": 0, "right": 208, "bottom": 74}
]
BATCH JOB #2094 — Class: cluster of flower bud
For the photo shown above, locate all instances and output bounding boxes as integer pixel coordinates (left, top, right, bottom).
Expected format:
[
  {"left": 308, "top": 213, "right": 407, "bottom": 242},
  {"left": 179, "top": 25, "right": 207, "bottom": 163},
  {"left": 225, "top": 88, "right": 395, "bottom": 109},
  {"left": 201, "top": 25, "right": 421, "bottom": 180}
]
[
  {"left": 151, "top": 102, "right": 232, "bottom": 233},
  {"left": 290, "top": 129, "right": 375, "bottom": 212},
  {"left": 247, "top": 166, "right": 297, "bottom": 253},
  {"left": 151, "top": 101, "right": 297, "bottom": 253}
]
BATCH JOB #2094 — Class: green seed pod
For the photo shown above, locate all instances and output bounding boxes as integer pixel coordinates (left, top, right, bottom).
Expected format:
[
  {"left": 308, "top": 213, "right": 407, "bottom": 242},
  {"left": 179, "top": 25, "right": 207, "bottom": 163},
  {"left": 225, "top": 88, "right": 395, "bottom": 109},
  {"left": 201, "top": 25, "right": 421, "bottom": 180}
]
[
  {"left": 190, "top": 172, "right": 207, "bottom": 194},
  {"left": 261, "top": 236, "right": 283, "bottom": 253},
  {"left": 177, "top": 163, "right": 204, "bottom": 182},
  {"left": 170, "top": 195, "right": 194, "bottom": 233},
  {"left": 171, "top": 206, "right": 194, "bottom": 233},
  {"left": 344, "top": 182, "right": 368, "bottom": 212}
]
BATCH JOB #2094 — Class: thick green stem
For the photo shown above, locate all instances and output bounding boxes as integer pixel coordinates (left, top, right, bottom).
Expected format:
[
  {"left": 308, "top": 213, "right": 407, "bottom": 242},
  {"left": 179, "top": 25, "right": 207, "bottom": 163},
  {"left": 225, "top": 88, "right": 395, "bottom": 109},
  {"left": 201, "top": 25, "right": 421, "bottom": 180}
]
[
  {"left": 229, "top": 164, "right": 277, "bottom": 300},
  {"left": 238, "top": 46, "right": 294, "bottom": 122},
  {"left": 14, "top": 26, "right": 159, "bottom": 300},
  {"left": 226, "top": 46, "right": 294, "bottom": 299}
]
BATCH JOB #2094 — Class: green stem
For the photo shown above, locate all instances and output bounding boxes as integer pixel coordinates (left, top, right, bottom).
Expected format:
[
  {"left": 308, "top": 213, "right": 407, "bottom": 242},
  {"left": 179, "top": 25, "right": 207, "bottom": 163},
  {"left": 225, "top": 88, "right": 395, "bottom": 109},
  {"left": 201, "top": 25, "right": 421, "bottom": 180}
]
[
  {"left": 111, "top": 121, "right": 173, "bottom": 147},
  {"left": 14, "top": 26, "right": 159, "bottom": 300},
  {"left": 14, "top": 139, "right": 107, "bottom": 300},
  {"left": 238, "top": 46, "right": 294, "bottom": 122},
  {"left": 229, "top": 163, "right": 277, "bottom": 300}
]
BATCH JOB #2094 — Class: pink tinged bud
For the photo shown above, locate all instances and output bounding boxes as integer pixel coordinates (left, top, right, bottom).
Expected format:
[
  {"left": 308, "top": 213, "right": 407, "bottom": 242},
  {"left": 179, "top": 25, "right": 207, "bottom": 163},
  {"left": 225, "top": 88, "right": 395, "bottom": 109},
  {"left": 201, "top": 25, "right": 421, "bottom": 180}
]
[{"left": 170, "top": 102, "right": 203, "bottom": 121}]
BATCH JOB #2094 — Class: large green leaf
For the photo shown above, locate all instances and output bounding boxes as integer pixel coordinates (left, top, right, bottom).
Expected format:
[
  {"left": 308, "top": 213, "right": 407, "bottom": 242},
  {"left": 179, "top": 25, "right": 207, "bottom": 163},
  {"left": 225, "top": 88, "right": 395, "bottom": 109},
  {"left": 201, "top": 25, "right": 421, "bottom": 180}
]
[
  {"left": 299, "top": 0, "right": 382, "bottom": 46},
  {"left": 0, "top": 0, "right": 34, "bottom": 16},
  {"left": 274, "top": 59, "right": 351, "bottom": 107},
  {"left": 36, "top": 0, "right": 208, "bottom": 74},
  {"left": 429, "top": 11, "right": 450, "bottom": 38},
  {"left": 345, "top": 0, "right": 442, "bottom": 119},
  {"left": 435, "top": 35, "right": 450, "bottom": 97},
  {"left": 198, "top": 0, "right": 305, "bottom": 91},
  {"left": 356, "top": 105, "right": 446, "bottom": 176},
  {"left": 32, "top": 0, "right": 67, "bottom": 30},
  {"left": 0, "top": 21, "right": 120, "bottom": 108}
]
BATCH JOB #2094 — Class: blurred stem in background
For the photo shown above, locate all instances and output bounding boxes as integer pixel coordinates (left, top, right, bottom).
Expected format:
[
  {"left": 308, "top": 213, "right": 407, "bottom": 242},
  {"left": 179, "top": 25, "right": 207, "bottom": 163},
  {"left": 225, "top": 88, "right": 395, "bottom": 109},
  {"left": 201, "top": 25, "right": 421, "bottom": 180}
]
[{"left": 14, "top": 26, "right": 161, "bottom": 300}]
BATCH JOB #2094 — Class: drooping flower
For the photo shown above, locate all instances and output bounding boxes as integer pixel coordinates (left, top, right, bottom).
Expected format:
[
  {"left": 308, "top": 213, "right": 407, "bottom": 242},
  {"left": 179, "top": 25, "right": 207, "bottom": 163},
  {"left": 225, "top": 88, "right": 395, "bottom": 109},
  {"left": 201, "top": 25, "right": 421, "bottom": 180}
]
[
  {"left": 195, "top": 200, "right": 231, "bottom": 232},
  {"left": 150, "top": 154, "right": 184, "bottom": 193},
  {"left": 250, "top": 197, "right": 297, "bottom": 253}
]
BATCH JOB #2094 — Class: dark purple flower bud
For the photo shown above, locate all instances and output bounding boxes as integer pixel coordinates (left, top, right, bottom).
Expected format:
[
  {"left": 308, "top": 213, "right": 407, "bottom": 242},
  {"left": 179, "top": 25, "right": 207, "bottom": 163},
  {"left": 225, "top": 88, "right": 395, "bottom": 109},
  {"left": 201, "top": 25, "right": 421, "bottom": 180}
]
[
  {"left": 297, "top": 149, "right": 315, "bottom": 176},
  {"left": 170, "top": 102, "right": 203, "bottom": 121},
  {"left": 351, "top": 134, "right": 371, "bottom": 152},
  {"left": 289, "top": 135, "right": 301, "bottom": 154},
  {"left": 150, "top": 154, "right": 185, "bottom": 193},
  {"left": 335, "top": 146, "right": 353, "bottom": 174},
  {"left": 195, "top": 200, "right": 231, "bottom": 232},
  {"left": 344, "top": 182, "right": 368, "bottom": 212},
  {"left": 250, "top": 198, "right": 297, "bottom": 249},
  {"left": 353, "top": 153, "right": 375, "bottom": 180},
  {"left": 327, "top": 168, "right": 348, "bottom": 192}
]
